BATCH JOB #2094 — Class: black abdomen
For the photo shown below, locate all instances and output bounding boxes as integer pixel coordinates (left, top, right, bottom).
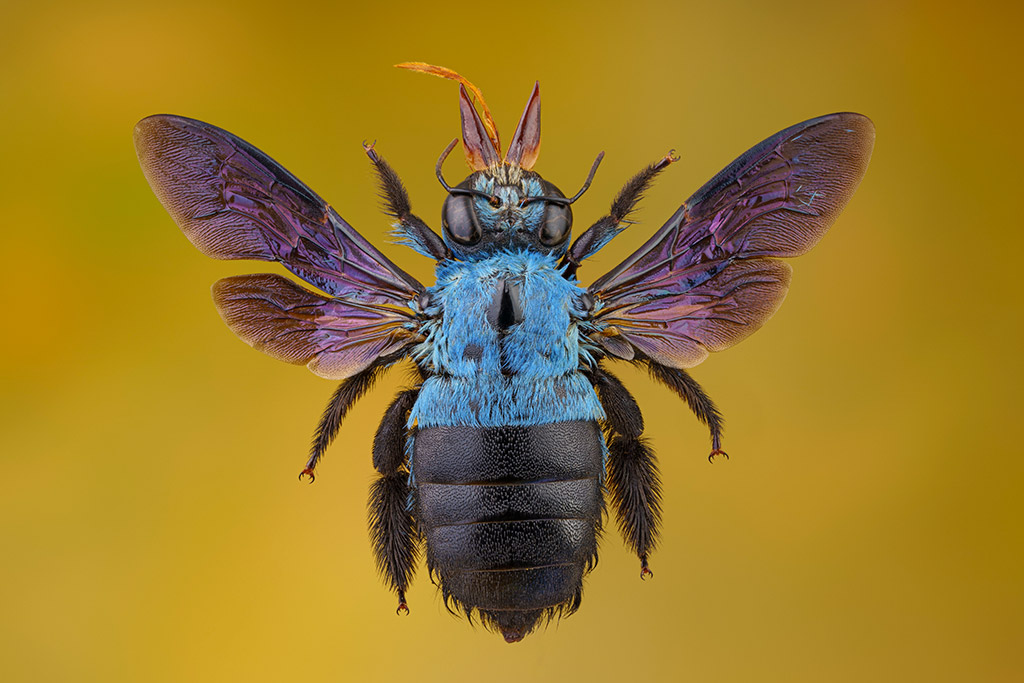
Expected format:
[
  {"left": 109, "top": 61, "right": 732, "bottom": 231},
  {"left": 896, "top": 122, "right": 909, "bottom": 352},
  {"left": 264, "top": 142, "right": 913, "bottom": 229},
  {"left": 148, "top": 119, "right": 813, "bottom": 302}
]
[{"left": 413, "top": 421, "right": 603, "bottom": 642}]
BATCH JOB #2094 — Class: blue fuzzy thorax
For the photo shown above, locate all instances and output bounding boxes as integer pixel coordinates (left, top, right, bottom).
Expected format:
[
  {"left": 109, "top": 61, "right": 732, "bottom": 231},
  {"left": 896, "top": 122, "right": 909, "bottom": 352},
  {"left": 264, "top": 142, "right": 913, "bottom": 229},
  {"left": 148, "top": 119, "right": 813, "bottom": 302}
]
[{"left": 410, "top": 250, "right": 603, "bottom": 428}]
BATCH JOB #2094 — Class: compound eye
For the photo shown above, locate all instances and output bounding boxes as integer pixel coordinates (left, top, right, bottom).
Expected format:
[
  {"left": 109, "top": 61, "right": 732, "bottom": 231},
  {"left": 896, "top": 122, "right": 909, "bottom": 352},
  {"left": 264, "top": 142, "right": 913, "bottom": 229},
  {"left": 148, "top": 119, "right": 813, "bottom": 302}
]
[
  {"left": 540, "top": 203, "right": 572, "bottom": 246},
  {"left": 441, "top": 194, "right": 482, "bottom": 246}
]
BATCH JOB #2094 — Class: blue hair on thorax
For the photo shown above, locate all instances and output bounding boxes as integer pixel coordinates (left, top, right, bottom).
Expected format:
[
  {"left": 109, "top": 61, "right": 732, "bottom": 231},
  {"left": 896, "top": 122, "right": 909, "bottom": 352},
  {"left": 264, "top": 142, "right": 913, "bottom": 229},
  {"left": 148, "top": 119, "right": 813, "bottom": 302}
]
[{"left": 409, "top": 250, "right": 602, "bottom": 430}]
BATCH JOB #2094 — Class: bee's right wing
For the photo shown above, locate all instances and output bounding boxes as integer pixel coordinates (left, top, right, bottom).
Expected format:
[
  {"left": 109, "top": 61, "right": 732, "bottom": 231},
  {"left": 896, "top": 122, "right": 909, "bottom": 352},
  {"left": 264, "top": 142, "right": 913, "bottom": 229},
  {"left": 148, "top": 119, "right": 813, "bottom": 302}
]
[{"left": 586, "top": 113, "right": 875, "bottom": 368}]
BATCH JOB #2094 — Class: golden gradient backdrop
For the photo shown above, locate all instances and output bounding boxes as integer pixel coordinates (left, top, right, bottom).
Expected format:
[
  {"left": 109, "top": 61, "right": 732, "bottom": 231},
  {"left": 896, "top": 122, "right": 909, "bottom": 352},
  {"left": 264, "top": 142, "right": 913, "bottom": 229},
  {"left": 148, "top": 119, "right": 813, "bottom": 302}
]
[{"left": 2, "top": 0, "right": 1021, "bottom": 680}]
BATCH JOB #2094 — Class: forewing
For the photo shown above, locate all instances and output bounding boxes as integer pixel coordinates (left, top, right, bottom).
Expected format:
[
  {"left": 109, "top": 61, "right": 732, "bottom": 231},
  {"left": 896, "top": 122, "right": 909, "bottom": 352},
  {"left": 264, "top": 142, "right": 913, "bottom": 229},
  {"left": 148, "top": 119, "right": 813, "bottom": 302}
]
[
  {"left": 212, "top": 274, "right": 417, "bottom": 380},
  {"left": 134, "top": 115, "right": 423, "bottom": 305},
  {"left": 589, "top": 113, "right": 874, "bottom": 367}
]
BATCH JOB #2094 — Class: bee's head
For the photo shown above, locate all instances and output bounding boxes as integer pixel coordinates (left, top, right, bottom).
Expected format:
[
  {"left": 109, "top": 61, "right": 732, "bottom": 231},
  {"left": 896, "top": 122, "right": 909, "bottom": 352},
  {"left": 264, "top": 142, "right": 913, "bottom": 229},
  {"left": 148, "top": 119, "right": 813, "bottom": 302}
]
[
  {"left": 439, "top": 164, "right": 578, "bottom": 259},
  {"left": 419, "top": 72, "right": 600, "bottom": 260}
]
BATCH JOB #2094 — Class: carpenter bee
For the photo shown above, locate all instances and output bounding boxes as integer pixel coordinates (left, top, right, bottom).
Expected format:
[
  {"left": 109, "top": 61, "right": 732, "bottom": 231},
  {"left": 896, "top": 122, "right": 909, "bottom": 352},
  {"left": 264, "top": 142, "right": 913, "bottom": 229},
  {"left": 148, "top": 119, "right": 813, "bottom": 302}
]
[{"left": 134, "top": 63, "right": 874, "bottom": 643}]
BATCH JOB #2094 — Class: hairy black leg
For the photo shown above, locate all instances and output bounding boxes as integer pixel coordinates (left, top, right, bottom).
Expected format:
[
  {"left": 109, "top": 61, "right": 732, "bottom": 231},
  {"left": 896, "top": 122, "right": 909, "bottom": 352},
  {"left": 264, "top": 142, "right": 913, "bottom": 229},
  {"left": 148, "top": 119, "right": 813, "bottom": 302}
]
[
  {"left": 643, "top": 360, "right": 727, "bottom": 462},
  {"left": 364, "top": 143, "right": 450, "bottom": 260},
  {"left": 369, "top": 473, "right": 418, "bottom": 614},
  {"left": 300, "top": 355, "right": 398, "bottom": 482},
  {"left": 588, "top": 365, "right": 662, "bottom": 578},
  {"left": 372, "top": 389, "right": 418, "bottom": 474},
  {"left": 562, "top": 151, "right": 679, "bottom": 277},
  {"left": 369, "top": 388, "right": 420, "bottom": 613}
]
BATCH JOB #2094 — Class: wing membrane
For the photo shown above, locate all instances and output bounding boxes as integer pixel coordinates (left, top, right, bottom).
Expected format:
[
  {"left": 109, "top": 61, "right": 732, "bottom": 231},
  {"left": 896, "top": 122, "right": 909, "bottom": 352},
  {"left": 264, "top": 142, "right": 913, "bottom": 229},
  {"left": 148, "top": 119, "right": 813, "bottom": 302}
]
[
  {"left": 590, "top": 113, "right": 874, "bottom": 367},
  {"left": 212, "top": 274, "right": 417, "bottom": 380},
  {"left": 134, "top": 115, "right": 422, "bottom": 305}
]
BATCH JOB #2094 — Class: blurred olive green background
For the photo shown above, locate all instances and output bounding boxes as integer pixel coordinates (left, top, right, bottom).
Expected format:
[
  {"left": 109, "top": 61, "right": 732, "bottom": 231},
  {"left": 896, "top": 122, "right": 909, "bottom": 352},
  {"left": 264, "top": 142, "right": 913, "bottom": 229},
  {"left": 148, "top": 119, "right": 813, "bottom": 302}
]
[{"left": 2, "top": 0, "right": 1021, "bottom": 681}]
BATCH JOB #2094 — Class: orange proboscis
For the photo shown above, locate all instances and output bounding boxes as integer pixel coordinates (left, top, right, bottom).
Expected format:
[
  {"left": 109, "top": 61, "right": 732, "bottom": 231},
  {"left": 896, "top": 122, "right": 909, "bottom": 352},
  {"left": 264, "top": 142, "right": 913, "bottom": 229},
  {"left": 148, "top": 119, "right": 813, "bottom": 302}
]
[{"left": 395, "top": 62, "right": 502, "bottom": 155}]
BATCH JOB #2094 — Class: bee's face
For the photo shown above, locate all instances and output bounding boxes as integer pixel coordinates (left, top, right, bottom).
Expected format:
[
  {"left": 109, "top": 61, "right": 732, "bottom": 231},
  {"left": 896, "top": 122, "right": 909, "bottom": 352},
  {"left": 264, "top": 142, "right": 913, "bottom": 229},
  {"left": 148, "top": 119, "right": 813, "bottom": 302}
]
[{"left": 441, "top": 165, "right": 572, "bottom": 259}]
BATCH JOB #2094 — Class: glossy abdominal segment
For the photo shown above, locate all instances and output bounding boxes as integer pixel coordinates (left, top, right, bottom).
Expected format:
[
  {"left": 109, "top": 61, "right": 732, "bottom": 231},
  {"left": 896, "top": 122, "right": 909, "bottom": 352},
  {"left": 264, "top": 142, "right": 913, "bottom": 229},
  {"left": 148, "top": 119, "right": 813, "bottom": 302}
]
[{"left": 413, "top": 422, "right": 603, "bottom": 642}]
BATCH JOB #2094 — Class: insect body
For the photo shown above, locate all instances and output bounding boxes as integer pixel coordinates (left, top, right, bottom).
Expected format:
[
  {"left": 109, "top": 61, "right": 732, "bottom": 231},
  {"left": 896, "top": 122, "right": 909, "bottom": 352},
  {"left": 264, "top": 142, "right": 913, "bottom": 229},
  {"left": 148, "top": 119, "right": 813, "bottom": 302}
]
[
  {"left": 412, "top": 251, "right": 604, "bottom": 640},
  {"left": 134, "top": 64, "right": 874, "bottom": 643}
]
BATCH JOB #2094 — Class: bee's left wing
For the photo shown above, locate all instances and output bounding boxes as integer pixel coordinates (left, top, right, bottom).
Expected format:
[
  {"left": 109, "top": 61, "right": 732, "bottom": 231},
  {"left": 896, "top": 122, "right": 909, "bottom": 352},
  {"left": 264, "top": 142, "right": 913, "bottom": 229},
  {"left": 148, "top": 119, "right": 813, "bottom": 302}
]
[
  {"left": 212, "top": 274, "right": 416, "bottom": 379},
  {"left": 587, "top": 113, "right": 874, "bottom": 368},
  {"left": 135, "top": 115, "right": 426, "bottom": 378},
  {"left": 134, "top": 115, "right": 423, "bottom": 306}
]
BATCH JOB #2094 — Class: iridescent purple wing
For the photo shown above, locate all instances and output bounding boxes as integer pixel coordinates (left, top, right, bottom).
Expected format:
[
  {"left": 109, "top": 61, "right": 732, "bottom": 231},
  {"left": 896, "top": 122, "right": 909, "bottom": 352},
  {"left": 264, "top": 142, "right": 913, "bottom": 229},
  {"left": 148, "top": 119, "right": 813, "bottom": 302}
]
[
  {"left": 212, "top": 274, "right": 417, "bottom": 379},
  {"left": 134, "top": 115, "right": 422, "bottom": 305},
  {"left": 589, "top": 113, "right": 874, "bottom": 368}
]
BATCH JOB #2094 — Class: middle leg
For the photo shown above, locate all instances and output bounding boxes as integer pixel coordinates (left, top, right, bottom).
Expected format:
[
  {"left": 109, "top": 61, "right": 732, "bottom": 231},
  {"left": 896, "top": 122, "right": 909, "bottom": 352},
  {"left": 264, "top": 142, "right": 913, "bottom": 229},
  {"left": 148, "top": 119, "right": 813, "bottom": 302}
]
[{"left": 643, "top": 360, "right": 727, "bottom": 462}]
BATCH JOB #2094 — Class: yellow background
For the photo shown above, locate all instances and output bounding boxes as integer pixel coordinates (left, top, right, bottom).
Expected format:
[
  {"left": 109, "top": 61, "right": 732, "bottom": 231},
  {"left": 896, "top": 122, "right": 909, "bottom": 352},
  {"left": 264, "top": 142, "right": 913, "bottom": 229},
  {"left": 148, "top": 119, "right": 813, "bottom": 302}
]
[{"left": 2, "top": 1, "right": 1021, "bottom": 681}]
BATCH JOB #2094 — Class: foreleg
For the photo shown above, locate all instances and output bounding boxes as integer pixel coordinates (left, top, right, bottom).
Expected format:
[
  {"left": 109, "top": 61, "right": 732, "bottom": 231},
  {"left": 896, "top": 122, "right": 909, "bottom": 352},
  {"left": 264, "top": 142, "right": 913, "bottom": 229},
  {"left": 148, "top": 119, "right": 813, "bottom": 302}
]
[
  {"left": 364, "top": 144, "right": 449, "bottom": 260},
  {"left": 562, "top": 151, "right": 678, "bottom": 276}
]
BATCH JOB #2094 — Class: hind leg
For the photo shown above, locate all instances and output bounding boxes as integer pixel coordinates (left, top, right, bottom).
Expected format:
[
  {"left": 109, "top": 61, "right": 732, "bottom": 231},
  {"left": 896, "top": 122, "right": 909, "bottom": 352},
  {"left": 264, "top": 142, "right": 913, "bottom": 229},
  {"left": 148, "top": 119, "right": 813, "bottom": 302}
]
[
  {"left": 589, "top": 366, "right": 662, "bottom": 578},
  {"left": 368, "top": 389, "right": 420, "bottom": 612}
]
